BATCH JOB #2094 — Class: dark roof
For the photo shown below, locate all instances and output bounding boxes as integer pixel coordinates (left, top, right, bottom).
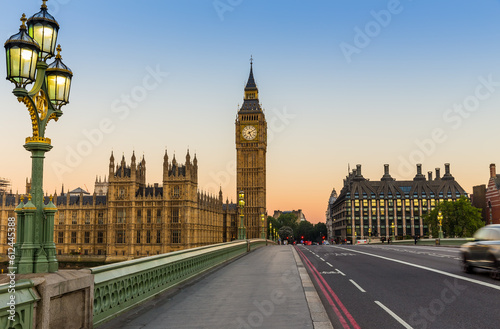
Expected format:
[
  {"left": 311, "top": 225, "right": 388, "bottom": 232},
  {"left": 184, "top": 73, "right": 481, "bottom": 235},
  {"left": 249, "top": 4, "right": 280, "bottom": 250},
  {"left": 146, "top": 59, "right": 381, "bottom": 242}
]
[
  {"left": 332, "top": 166, "right": 467, "bottom": 208},
  {"left": 239, "top": 63, "right": 262, "bottom": 114},
  {"left": 69, "top": 187, "right": 89, "bottom": 195},
  {"left": 115, "top": 165, "right": 131, "bottom": 178},
  {"left": 223, "top": 203, "right": 237, "bottom": 211},
  {"left": 245, "top": 64, "right": 257, "bottom": 90},
  {"left": 239, "top": 99, "right": 262, "bottom": 113},
  {"left": 169, "top": 164, "right": 186, "bottom": 177},
  {"left": 136, "top": 186, "right": 163, "bottom": 198}
]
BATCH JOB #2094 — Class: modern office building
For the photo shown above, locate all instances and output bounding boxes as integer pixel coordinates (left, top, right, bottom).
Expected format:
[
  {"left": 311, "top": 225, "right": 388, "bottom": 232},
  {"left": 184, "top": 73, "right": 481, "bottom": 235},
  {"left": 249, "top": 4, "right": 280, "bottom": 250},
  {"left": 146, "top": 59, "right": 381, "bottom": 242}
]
[{"left": 328, "top": 163, "right": 467, "bottom": 243}]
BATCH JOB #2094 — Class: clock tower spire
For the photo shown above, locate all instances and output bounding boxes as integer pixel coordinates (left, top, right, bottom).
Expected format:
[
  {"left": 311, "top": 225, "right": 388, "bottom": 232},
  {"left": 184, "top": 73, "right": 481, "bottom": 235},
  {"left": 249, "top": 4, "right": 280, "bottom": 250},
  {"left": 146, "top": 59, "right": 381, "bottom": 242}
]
[{"left": 236, "top": 59, "right": 267, "bottom": 239}]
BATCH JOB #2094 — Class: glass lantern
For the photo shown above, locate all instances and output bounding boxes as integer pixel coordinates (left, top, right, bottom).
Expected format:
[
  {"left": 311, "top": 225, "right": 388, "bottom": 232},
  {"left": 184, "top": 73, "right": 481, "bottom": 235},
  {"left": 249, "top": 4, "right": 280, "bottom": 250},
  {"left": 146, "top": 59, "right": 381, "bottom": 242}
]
[
  {"left": 46, "top": 45, "right": 72, "bottom": 107},
  {"left": 4, "top": 14, "right": 40, "bottom": 88},
  {"left": 27, "top": 0, "right": 59, "bottom": 60}
]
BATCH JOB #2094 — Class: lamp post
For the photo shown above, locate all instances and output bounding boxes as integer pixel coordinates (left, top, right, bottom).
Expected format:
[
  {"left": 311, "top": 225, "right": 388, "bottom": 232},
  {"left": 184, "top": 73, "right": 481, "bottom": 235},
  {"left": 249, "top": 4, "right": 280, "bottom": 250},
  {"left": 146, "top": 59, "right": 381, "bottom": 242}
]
[
  {"left": 368, "top": 227, "right": 371, "bottom": 244},
  {"left": 391, "top": 222, "right": 395, "bottom": 243},
  {"left": 238, "top": 191, "right": 246, "bottom": 240},
  {"left": 438, "top": 210, "right": 444, "bottom": 240},
  {"left": 354, "top": 231, "right": 357, "bottom": 245},
  {"left": 6, "top": 0, "right": 72, "bottom": 274},
  {"left": 260, "top": 214, "right": 266, "bottom": 239}
]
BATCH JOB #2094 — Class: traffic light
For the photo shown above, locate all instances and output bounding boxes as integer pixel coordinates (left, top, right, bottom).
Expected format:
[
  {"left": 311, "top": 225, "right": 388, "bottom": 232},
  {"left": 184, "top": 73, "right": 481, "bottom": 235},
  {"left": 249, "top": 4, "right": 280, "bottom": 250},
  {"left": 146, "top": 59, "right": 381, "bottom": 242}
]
[{"left": 301, "top": 236, "right": 304, "bottom": 239}]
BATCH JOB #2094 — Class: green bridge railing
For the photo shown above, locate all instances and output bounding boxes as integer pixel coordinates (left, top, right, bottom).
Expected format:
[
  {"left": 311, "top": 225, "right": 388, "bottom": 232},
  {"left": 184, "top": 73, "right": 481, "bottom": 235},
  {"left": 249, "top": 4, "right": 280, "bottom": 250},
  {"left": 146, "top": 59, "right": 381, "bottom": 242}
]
[
  {"left": 0, "top": 280, "right": 39, "bottom": 329},
  {"left": 0, "top": 239, "right": 272, "bottom": 328},
  {"left": 91, "top": 239, "right": 270, "bottom": 326}
]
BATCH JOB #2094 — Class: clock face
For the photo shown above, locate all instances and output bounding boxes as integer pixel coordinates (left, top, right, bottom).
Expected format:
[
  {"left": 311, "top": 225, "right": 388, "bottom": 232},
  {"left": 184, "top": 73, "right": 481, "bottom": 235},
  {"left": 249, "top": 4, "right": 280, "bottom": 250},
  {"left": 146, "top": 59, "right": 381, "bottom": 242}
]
[{"left": 242, "top": 125, "right": 257, "bottom": 140}]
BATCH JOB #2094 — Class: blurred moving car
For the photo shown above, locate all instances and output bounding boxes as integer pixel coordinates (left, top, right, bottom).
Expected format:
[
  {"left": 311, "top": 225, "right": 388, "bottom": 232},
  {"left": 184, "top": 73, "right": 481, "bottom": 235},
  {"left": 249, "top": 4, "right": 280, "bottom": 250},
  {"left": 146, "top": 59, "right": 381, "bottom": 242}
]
[{"left": 460, "top": 224, "right": 500, "bottom": 280}]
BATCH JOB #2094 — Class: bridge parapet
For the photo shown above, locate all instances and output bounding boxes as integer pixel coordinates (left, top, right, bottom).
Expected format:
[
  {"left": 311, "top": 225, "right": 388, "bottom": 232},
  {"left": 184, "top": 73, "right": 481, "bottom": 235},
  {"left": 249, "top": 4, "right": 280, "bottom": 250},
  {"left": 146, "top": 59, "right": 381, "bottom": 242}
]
[
  {"left": 91, "top": 239, "right": 270, "bottom": 326},
  {"left": 0, "top": 280, "right": 38, "bottom": 329},
  {"left": 0, "top": 239, "right": 272, "bottom": 328}
]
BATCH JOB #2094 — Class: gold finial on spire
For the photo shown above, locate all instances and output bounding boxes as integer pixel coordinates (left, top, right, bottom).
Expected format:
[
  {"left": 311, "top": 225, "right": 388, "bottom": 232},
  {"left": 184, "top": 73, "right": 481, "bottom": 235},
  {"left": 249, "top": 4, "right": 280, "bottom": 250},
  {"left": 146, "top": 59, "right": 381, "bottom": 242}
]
[
  {"left": 28, "top": 194, "right": 32, "bottom": 201},
  {"left": 20, "top": 14, "right": 27, "bottom": 30},
  {"left": 56, "top": 44, "right": 62, "bottom": 59},
  {"left": 42, "top": 0, "right": 48, "bottom": 10},
  {"left": 49, "top": 195, "right": 53, "bottom": 202},
  {"left": 20, "top": 196, "right": 25, "bottom": 202}
]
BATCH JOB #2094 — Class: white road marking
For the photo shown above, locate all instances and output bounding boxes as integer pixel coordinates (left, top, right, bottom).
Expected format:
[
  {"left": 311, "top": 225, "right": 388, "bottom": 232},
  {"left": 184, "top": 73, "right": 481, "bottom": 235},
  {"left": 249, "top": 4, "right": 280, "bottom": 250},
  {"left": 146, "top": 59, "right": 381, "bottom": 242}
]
[
  {"left": 349, "top": 279, "right": 366, "bottom": 292},
  {"left": 332, "top": 246, "right": 500, "bottom": 291},
  {"left": 320, "top": 257, "right": 325, "bottom": 261},
  {"left": 375, "top": 301, "right": 414, "bottom": 329},
  {"left": 326, "top": 262, "right": 333, "bottom": 267},
  {"left": 336, "top": 269, "right": 346, "bottom": 276}
]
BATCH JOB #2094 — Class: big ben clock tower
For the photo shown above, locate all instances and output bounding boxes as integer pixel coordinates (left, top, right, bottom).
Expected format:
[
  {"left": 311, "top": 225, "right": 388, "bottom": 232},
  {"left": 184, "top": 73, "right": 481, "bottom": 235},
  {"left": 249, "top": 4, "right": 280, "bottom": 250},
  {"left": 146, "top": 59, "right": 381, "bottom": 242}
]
[{"left": 236, "top": 59, "right": 267, "bottom": 239}]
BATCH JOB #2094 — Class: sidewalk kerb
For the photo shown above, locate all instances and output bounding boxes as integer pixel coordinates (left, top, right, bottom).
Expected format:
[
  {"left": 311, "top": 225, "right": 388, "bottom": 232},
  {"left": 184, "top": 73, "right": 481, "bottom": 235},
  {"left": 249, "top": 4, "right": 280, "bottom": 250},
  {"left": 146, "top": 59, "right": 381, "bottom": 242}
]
[{"left": 291, "top": 246, "right": 334, "bottom": 329}]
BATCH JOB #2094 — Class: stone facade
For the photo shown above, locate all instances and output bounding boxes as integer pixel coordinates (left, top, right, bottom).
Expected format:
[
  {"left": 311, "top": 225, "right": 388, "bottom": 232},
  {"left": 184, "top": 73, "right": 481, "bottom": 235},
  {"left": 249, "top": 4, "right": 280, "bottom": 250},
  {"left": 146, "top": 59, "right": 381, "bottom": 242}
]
[
  {"left": 235, "top": 62, "right": 267, "bottom": 239},
  {"left": 0, "top": 151, "right": 238, "bottom": 262},
  {"left": 272, "top": 210, "right": 306, "bottom": 222}
]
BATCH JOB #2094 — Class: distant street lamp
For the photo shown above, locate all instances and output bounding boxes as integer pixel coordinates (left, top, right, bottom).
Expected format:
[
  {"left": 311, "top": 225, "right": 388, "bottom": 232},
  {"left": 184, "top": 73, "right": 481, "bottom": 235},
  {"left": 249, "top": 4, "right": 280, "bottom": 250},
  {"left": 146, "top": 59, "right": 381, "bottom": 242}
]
[
  {"left": 391, "top": 222, "right": 395, "bottom": 242},
  {"left": 438, "top": 210, "right": 444, "bottom": 240},
  {"left": 6, "top": 0, "right": 72, "bottom": 274},
  {"left": 368, "top": 227, "right": 372, "bottom": 244},
  {"left": 238, "top": 191, "right": 246, "bottom": 239},
  {"left": 260, "top": 214, "right": 265, "bottom": 239}
]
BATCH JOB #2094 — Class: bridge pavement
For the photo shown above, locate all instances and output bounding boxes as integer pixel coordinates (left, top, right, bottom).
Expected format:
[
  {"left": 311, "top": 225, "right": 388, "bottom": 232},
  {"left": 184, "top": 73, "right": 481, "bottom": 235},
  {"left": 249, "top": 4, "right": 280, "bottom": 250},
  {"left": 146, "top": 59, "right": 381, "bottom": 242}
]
[{"left": 100, "top": 245, "right": 333, "bottom": 329}]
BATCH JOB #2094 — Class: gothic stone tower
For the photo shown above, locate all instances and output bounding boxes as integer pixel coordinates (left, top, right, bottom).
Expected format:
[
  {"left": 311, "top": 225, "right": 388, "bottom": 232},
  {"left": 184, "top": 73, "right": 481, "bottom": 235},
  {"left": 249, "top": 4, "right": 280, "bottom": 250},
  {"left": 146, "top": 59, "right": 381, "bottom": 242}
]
[{"left": 235, "top": 60, "right": 267, "bottom": 239}]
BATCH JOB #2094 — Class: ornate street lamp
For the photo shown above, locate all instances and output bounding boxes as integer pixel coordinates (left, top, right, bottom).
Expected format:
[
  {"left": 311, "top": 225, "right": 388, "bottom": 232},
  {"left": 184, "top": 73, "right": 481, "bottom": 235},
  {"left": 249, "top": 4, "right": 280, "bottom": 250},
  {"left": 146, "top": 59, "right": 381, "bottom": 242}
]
[
  {"left": 260, "top": 214, "right": 266, "bottom": 239},
  {"left": 391, "top": 222, "right": 395, "bottom": 243},
  {"left": 269, "top": 222, "right": 273, "bottom": 241},
  {"left": 238, "top": 191, "right": 246, "bottom": 240},
  {"left": 368, "top": 227, "right": 371, "bottom": 244},
  {"left": 438, "top": 210, "right": 444, "bottom": 240},
  {"left": 5, "top": 0, "right": 72, "bottom": 274}
]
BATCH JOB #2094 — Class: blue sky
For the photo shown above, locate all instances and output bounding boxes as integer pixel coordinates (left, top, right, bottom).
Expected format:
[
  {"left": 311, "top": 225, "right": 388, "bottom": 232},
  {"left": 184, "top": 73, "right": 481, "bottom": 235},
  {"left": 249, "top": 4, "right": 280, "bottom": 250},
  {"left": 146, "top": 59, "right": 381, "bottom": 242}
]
[{"left": 2, "top": 0, "right": 500, "bottom": 222}]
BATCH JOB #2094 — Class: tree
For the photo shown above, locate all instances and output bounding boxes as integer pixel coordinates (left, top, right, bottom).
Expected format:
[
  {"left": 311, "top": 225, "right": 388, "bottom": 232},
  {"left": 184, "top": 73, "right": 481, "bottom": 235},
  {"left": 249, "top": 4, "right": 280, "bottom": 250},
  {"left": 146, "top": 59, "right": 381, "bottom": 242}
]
[
  {"left": 313, "top": 222, "right": 327, "bottom": 242},
  {"left": 278, "top": 226, "right": 294, "bottom": 242},
  {"left": 423, "top": 197, "right": 484, "bottom": 237},
  {"left": 296, "top": 220, "right": 314, "bottom": 241},
  {"left": 276, "top": 213, "right": 299, "bottom": 233},
  {"left": 267, "top": 216, "right": 280, "bottom": 239}
]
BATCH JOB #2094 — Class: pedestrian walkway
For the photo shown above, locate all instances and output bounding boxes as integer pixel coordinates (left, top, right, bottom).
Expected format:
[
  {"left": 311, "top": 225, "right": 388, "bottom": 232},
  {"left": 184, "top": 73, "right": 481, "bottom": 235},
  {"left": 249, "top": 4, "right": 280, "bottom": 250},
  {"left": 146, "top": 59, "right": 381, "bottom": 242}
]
[{"left": 101, "top": 245, "right": 332, "bottom": 329}]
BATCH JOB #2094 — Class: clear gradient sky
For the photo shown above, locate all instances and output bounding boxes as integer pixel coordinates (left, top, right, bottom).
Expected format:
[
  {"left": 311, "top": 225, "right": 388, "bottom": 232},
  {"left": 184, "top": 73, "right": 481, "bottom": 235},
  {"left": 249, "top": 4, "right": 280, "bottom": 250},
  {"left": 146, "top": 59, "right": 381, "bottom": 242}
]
[{"left": 2, "top": 0, "right": 500, "bottom": 223}]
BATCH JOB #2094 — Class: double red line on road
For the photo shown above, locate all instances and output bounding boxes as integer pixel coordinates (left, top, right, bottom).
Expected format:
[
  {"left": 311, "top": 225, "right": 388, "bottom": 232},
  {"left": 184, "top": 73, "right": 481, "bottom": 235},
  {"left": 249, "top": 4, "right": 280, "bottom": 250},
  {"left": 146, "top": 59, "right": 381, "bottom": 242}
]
[{"left": 295, "top": 246, "right": 360, "bottom": 329}]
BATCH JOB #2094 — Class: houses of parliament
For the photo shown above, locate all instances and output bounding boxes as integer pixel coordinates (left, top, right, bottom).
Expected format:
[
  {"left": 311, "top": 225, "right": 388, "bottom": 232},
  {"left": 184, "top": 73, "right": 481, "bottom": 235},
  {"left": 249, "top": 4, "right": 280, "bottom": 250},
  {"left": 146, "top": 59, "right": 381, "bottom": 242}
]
[{"left": 0, "top": 63, "right": 267, "bottom": 262}]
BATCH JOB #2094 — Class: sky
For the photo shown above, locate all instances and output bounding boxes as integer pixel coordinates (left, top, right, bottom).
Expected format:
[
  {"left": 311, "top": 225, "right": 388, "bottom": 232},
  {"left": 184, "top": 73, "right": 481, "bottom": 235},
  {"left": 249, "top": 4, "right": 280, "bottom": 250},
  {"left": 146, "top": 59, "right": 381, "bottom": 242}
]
[{"left": 2, "top": 0, "right": 500, "bottom": 224}]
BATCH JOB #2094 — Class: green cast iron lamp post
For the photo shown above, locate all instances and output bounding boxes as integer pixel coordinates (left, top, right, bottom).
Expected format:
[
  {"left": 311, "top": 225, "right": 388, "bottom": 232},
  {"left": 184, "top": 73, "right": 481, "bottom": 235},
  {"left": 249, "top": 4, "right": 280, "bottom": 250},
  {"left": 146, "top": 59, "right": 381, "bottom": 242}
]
[
  {"left": 5, "top": 0, "right": 72, "bottom": 274},
  {"left": 438, "top": 210, "right": 444, "bottom": 240},
  {"left": 391, "top": 221, "right": 395, "bottom": 243},
  {"left": 260, "top": 214, "right": 265, "bottom": 239},
  {"left": 238, "top": 191, "right": 246, "bottom": 240}
]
